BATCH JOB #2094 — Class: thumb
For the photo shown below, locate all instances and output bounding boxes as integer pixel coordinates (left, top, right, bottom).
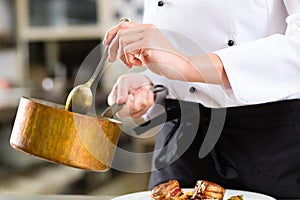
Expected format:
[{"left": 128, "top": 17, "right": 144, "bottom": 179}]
[{"left": 117, "top": 80, "right": 129, "bottom": 104}]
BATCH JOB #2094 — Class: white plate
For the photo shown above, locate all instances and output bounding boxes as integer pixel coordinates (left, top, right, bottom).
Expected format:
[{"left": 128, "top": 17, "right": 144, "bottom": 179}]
[{"left": 112, "top": 189, "right": 276, "bottom": 200}]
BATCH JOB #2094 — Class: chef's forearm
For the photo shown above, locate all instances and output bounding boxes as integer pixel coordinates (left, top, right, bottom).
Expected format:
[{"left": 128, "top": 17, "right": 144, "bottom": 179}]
[
  {"left": 144, "top": 51, "right": 230, "bottom": 87},
  {"left": 183, "top": 53, "right": 230, "bottom": 87}
]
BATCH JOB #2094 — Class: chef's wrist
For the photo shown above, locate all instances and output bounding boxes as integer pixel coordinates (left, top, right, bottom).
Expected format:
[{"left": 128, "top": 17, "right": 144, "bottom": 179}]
[
  {"left": 208, "top": 53, "right": 230, "bottom": 87},
  {"left": 186, "top": 53, "right": 230, "bottom": 86}
]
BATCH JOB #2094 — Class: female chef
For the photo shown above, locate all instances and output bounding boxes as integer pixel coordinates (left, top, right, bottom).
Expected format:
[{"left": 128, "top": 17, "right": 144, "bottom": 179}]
[{"left": 103, "top": 0, "right": 300, "bottom": 199}]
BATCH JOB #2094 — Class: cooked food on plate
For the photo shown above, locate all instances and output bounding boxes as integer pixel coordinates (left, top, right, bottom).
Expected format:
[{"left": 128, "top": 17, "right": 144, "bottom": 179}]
[
  {"left": 151, "top": 179, "right": 194, "bottom": 200},
  {"left": 151, "top": 179, "right": 243, "bottom": 200},
  {"left": 193, "top": 180, "right": 225, "bottom": 200}
]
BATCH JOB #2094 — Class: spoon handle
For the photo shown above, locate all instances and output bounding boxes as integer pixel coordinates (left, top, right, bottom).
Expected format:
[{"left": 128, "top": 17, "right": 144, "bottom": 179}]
[
  {"left": 86, "top": 17, "right": 131, "bottom": 87},
  {"left": 86, "top": 45, "right": 109, "bottom": 87}
]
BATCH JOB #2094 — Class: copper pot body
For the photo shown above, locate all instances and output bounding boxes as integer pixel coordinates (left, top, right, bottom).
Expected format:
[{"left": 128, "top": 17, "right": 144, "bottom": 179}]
[{"left": 10, "top": 97, "right": 121, "bottom": 171}]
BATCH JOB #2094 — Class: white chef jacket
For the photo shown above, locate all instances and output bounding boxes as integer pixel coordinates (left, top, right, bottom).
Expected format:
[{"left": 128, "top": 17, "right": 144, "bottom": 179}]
[{"left": 141, "top": 0, "right": 300, "bottom": 108}]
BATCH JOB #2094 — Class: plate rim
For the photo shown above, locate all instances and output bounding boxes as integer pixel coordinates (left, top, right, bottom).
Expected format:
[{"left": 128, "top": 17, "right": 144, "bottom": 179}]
[{"left": 112, "top": 188, "right": 276, "bottom": 200}]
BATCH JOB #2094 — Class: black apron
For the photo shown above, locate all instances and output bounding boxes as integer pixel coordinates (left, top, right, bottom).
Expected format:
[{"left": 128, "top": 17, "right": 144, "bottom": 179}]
[{"left": 148, "top": 99, "right": 300, "bottom": 199}]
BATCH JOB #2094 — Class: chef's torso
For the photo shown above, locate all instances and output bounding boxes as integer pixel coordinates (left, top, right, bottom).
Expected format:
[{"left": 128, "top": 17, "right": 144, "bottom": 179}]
[{"left": 142, "top": 0, "right": 290, "bottom": 108}]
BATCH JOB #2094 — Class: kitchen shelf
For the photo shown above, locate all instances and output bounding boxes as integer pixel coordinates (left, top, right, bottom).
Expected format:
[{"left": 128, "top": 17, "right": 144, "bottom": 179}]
[
  {"left": 18, "top": 26, "right": 104, "bottom": 42},
  {"left": 16, "top": 0, "right": 113, "bottom": 42}
]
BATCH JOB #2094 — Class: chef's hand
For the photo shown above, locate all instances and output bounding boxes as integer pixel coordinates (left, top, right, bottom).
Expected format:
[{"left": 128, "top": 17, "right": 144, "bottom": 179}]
[
  {"left": 107, "top": 73, "right": 155, "bottom": 119},
  {"left": 103, "top": 21, "right": 187, "bottom": 78}
]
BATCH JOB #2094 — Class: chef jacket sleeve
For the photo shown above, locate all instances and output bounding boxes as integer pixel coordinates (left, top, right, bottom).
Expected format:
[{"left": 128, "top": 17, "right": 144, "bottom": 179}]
[{"left": 214, "top": 0, "right": 300, "bottom": 104}]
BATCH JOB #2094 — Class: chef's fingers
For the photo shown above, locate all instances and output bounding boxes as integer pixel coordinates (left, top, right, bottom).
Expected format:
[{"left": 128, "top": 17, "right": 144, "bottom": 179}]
[
  {"left": 116, "top": 89, "right": 153, "bottom": 119},
  {"left": 119, "top": 32, "right": 145, "bottom": 67},
  {"left": 107, "top": 82, "right": 118, "bottom": 106},
  {"left": 115, "top": 95, "right": 132, "bottom": 119},
  {"left": 129, "top": 87, "right": 154, "bottom": 118},
  {"left": 110, "top": 29, "right": 147, "bottom": 67},
  {"left": 104, "top": 22, "right": 152, "bottom": 45},
  {"left": 103, "top": 21, "right": 136, "bottom": 45},
  {"left": 109, "top": 30, "right": 144, "bottom": 63},
  {"left": 105, "top": 26, "right": 131, "bottom": 63},
  {"left": 115, "top": 73, "right": 144, "bottom": 104},
  {"left": 118, "top": 39, "right": 148, "bottom": 68},
  {"left": 125, "top": 54, "right": 143, "bottom": 68},
  {"left": 104, "top": 23, "right": 156, "bottom": 62},
  {"left": 116, "top": 76, "right": 130, "bottom": 105},
  {"left": 108, "top": 73, "right": 153, "bottom": 109}
]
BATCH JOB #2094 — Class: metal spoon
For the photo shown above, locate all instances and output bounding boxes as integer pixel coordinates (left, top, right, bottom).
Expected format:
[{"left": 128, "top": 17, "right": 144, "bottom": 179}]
[
  {"left": 65, "top": 46, "right": 110, "bottom": 114},
  {"left": 65, "top": 18, "right": 130, "bottom": 115}
]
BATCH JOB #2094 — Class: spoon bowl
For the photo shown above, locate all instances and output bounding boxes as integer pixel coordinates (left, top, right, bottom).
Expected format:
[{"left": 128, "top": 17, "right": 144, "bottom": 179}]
[{"left": 65, "top": 83, "right": 93, "bottom": 115}]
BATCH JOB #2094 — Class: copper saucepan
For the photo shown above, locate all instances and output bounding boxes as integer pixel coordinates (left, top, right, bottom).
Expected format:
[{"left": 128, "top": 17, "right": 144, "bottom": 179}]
[{"left": 9, "top": 97, "right": 122, "bottom": 171}]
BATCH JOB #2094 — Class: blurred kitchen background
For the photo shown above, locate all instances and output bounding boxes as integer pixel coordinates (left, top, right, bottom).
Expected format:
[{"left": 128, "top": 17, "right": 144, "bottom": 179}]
[{"left": 0, "top": 0, "right": 156, "bottom": 197}]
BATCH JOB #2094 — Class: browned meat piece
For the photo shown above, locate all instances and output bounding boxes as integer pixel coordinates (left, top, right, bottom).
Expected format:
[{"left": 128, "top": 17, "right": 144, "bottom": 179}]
[
  {"left": 192, "top": 180, "right": 226, "bottom": 200},
  {"left": 151, "top": 180, "right": 184, "bottom": 200}
]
